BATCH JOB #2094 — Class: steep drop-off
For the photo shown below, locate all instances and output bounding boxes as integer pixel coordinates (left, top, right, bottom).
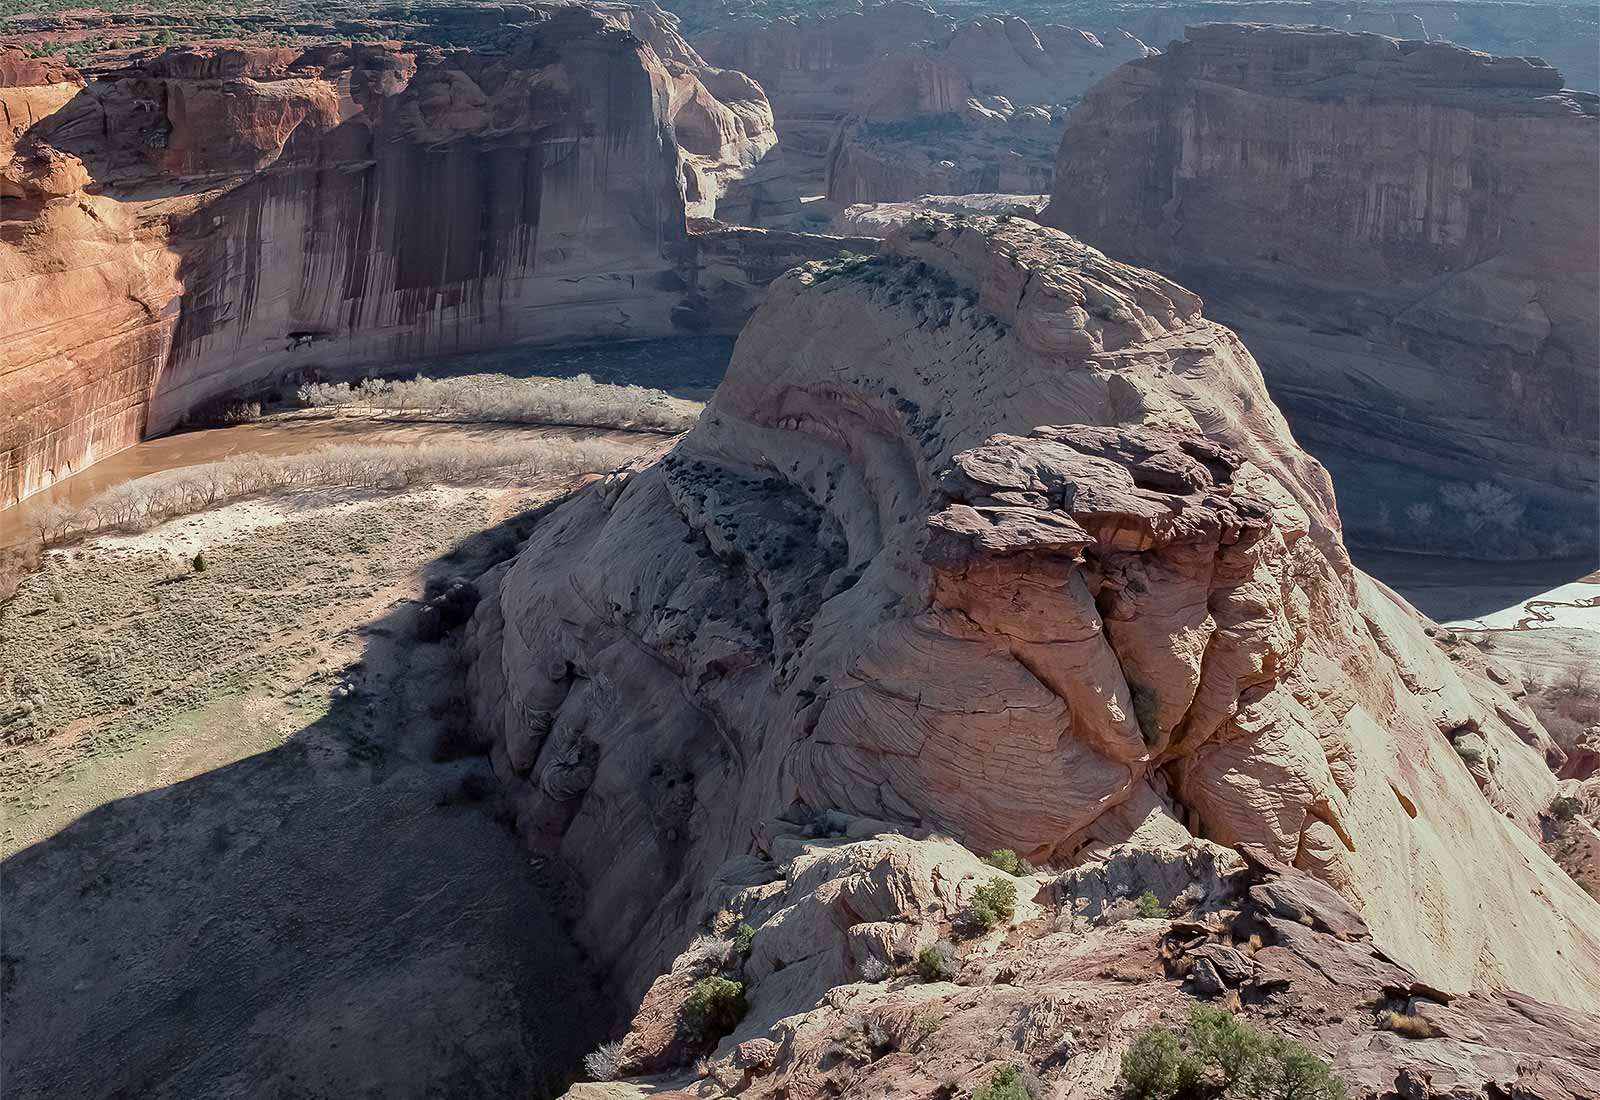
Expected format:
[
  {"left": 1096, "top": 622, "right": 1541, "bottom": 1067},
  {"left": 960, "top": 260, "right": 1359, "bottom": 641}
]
[
  {"left": 464, "top": 214, "right": 1600, "bottom": 1015},
  {"left": 1, "top": 4, "right": 789, "bottom": 508},
  {"left": 1044, "top": 25, "right": 1600, "bottom": 556}
]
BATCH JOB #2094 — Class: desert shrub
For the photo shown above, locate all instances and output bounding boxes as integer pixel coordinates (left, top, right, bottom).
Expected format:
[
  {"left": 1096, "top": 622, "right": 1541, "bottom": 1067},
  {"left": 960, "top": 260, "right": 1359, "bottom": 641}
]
[
  {"left": 583, "top": 1039, "right": 624, "bottom": 1081},
  {"left": 967, "top": 877, "right": 1018, "bottom": 931},
  {"left": 682, "top": 976, "right": 746, "bottom": 1044},
  {"left": 916, "top": 941, "right": 956, "bottom": 982},
  {"left": 982, "top": 848, "right": 1032, "bottom": 876},
  {"left": 972, "top": 1064, "right": 1042, "bottom": 1100},
  {"left": 691, "top": 934, "right": 736, "bottom": 969},
  {"left": 294, "top": 371, "right": 697, "bottom": 432},
  {"left": 1121, "top": 1005, "right": 1346, "bottom": 1100},
  {"left": 191, "top": 552, "right": 207, "bottom": 572},
  {"left": 184, "top": 397, "right": 262, "bottom": 426},
  {"left": 1549, "top": 796, "right": 1584, "bottom": 823},
  {"left": 1123, "top": 1026, "right": 1188, "bottom": 1100},
  {"left": 1376, "top": 1010, "right": 1436, "bottom": 1039},
  {"left": 858, "top": 955, "right": 889, "bottom": 982},
  {"left": 730, "top": 922, "right": 756, "bottom": 957},
  {"left": 1439, "top": 481, "right": 1522, "bottom": 535},
  {"left": 1136, "top": 891, "right": 1170, "bottom": 919}
]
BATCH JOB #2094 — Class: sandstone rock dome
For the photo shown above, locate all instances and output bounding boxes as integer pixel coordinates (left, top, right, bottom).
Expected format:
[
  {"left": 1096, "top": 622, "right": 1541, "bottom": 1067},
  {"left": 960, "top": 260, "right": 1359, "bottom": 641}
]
[{"left": 465, "top": 213, "right": 1600, "bottom": 1009}]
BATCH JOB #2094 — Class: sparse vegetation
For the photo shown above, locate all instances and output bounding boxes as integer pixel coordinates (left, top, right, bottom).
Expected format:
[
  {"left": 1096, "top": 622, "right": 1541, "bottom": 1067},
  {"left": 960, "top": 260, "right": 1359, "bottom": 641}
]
[
  {"left": 857, "top": 955, "right": 890, "bottom": 982},
  {"left": 296, "top": 372, "right": 696, "bottom": 432},
  {"left": 966, "top": 876, "right": 1018, "bottom": 931},
  {"left": 682, "top": 976, "right": 747, "bottom": 1045},
  {"left": 916, "top": 941, "right": 956, "bottom": 982},
  {"left": 1121, "top": 1004, "right": 1347, "bottom": 1100},
  {"left": 1377, "top": 1009, "right": 1437, "bottom": 1039},
  {"left": 1522, "top": 659, "right": 1600, "bottom": 762},
  {"left": 1136, "top": 891, "right": 1170, "bottom": 919},
  {"left": 584, "top": 1039, "right": 624, "bottom": 1081},
  {"left": 1550, "top": 795, "right": 1583, "bottom": 823},
  {"left": 731, "top": 922, "right": 757, "bottom": 957},
  {"left": 972, "top": 1064, "right": 1042, "bottom": 1100},
  {"left": 19, "top": 438, "right": 634, "bottom": 558},
  {"left": 191, "top": 551, "right": 207, "bottom": 573},
  {"left": 982, "top": 848, "right": 1033, "bottom": 876}
]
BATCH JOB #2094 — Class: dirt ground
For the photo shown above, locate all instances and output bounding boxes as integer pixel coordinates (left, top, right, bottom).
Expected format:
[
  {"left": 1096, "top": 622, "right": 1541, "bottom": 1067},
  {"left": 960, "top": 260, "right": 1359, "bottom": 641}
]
[{"left": 0, "top": 482, "right": 625, "bottom": 1099}]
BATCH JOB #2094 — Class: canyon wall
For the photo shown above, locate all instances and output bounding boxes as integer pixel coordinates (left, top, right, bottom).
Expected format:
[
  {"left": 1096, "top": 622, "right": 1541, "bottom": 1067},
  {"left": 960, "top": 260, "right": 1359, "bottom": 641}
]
[
  {"left": 0, "top": 5, "right": 789, "bottom": 508},
  {"left": 1044, "top": 25, "right": 1600, "bottom": 556},
  {"left": 694, "top": 3, "right": 1151, "bottom": 208},
  {"left": 464, "top": 213, "right": 1600, "bottom": 1013}
]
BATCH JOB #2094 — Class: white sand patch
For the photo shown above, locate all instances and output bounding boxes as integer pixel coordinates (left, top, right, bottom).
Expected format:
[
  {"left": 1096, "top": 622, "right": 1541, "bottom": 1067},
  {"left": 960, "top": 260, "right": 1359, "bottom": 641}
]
[
  {"left": 1448, "top": 574, "right": 1600, "bottom": 634},
  {"left": 85, "top": 486, "right": 488, "bottom": 559}
]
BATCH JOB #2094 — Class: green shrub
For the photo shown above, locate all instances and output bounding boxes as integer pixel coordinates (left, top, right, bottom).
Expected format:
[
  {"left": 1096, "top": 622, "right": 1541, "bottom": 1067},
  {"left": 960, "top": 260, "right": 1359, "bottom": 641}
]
[
  {"left": 1121, "top": 1005, "right": 1346, "bottom": 1100},
  {"left": 1550, "top": 795, "right": 1583, "bottom": 823},
  {"left": 1122, "top": 1027, "right": 1187, "bottom": 1100},
  {"left": 682, "top": 976, "right": 746, "bottom": 1044},
  {"left": 1135, "top": 891, "right": 1170, "bottom": 919},
  {"left": 982, "top": 848, "right": 1033, "bottom": 876},
  {"left": 191, "top": 552, "right": 207, "bottom": 573},
  {"left": 916, "top": 942, "right": 955, "bottom": 982},
  {"left": 730, "top": 922, "right": 756, "bottom": 957},
  {"left": 972, "top": 1064, "right": 1041, "bottom": 1100},
  {"left": 967, "top": 877, "right": 1018, "bottom": 931}
]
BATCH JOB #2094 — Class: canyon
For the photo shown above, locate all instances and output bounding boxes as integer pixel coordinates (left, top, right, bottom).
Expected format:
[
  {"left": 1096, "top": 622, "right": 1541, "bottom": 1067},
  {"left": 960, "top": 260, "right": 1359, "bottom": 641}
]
[
  {"left": 1043, "top": 24, "right": 1600, "bottom": 557},
  {"left": 4, "top": 4, "right": 1600, "bottom": 1099},
  {"left": 0, "top": 4, "right": 864, "bottom": 508},
  {"left": 694, "top": 3, "right": 1153, "bottom": 207}
]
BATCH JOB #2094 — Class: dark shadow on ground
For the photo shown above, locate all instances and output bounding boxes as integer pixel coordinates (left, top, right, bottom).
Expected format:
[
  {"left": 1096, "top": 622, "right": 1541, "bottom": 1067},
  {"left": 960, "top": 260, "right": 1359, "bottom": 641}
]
[
  {"left": 0, "top": 510, "right": 613, "bottom": 1100},
  {"left": 1349, "top": 548, "right": 1600, "bottom": 622}
]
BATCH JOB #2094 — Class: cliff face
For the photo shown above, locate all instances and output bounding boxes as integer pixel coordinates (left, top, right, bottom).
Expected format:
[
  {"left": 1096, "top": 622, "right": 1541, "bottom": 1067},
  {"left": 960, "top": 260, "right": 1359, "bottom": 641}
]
[
  {"left": 695, "top": 4, "right": 1151, "bottom": 207},
  {"left": 0, "top": 5, "right": 782, "bottom": 508},
  {"left": 1043, "top": 25, "right": 1600, "bottom": 555},
  {"left": 464, "top": 214, "right": 1600, "bottom": 1012}
]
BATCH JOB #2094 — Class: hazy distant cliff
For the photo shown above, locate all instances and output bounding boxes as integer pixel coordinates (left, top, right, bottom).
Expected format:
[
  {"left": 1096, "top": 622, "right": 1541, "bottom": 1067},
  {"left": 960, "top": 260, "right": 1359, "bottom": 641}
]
[{"left": 1045, "top": 24, "right": 1600, "bottom": 555}]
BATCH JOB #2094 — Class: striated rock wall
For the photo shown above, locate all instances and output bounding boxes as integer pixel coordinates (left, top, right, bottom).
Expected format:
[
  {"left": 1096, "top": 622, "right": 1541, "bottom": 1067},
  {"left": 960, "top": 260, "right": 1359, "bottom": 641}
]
[
  {"left": 1043, "top": 24, "right": 1600, "bottom": 555},
  {"left": 0, "top": 5, "right": 787, "bottom": 508},
  {"left": 464, "top": 214, "right": 1600, "bottom": 1012},
  {"left": 695, "top": 3, "right": 1152, "bottom": 207}
]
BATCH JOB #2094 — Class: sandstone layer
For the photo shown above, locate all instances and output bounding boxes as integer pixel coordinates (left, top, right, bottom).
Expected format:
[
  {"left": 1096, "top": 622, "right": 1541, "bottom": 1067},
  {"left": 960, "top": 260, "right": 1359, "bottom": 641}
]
[
  {"left": 1, "top": 5, "right": 796, "bottom": 508},
  {"left": 572, "top": 834, "right": 1600, "bottom": 1098},
  {"left": 694, "top": 3, "right": 1152, "bottom": 208},
  {"left": 1043, "top": 25, "right": 1600, "bottom": 556},
  {"left": 464, "top": 214, "right": 1600, "bottom": 1014}
]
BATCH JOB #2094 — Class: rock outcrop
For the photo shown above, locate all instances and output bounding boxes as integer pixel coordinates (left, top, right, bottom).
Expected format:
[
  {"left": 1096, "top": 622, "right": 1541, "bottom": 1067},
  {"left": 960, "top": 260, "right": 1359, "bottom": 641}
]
[
  {"left": 1043, "top": 25, "right": 1600, "bottom": 556},
  {"left": 694, "top": 4, "right": 1152, "bottom": 207},
  {"left": 0, "top": 5, "right": 792, "bottom": 508},
  {"left": 464, "top": 214, "right": 1600, "bottom": 1015},
  {"left": 571, "top": 831, "right": 1600, "bottom": 1098}
]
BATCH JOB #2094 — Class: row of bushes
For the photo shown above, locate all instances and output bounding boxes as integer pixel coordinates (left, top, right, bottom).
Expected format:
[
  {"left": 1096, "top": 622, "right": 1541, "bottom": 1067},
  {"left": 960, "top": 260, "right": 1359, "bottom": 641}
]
[
  {"left": 295, "top": 372, "right": 698, "bottom": 433},
  {"left": 21, "top": 438, "right": 635, "bottom": 551}
]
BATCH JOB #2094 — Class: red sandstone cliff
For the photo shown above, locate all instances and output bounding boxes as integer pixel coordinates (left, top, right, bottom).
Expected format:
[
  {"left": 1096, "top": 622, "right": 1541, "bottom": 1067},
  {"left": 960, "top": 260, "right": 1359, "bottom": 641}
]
[
  {"left": 0, "top": 5, "right": 786, "bottom": 508},
  {"left": 1043, "top": 24, "right": 1600, "bottom": 556}
]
